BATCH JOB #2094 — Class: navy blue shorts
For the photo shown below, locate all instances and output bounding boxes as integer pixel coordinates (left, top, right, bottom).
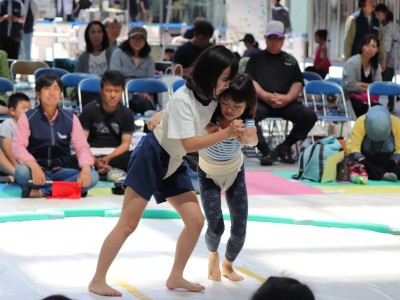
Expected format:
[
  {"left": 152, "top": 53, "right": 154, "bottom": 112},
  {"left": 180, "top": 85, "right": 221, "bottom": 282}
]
[{"left": 124, "top": 133, "right": 194, "bottom": 204}]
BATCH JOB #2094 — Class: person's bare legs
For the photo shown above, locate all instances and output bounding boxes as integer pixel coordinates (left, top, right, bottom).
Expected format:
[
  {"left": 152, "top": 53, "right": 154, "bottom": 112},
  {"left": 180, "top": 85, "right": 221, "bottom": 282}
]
[
  {"left": 89, "top": 187, "right": 148, "bottom": 297},
  {"left": 222, "top": 258, "right": 244, "bottom": 281},
  {"left": 166, "top": 192, "right": 205, "bottom": 292},
  {"left": 208, "top": 251, "right": 222, "bottom": 281}
]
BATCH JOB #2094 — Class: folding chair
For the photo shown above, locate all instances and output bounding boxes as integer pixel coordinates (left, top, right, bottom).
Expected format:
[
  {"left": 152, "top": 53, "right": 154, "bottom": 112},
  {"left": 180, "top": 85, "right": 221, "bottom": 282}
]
[
  {"left": 172, "top": 79, "right": 186, "bottom": 92},
  {"left": 155, "top": 74, "right": 182, "bottom": 109},
  {"left": 125, "top": 78, "right": 169, "bottom": 119},
  {"left": 303, "top": 71, "right": 323, "bottom": 82},
  {"left": 77, "top": 77, "right": 101, "bottom": 114},
  {"left": 0, "top": 78, "right": 15, "bottom": 121},
  {"left": 10, "top": 60, "right": 49, "bottom": 87},
  {"left": 367, "top": 81, "right": 400, "bottom": 108},
  {"left": 34, "top": 68, "right": 69, "bottom": 81},
  {"left": 303, "top": 80, "right": 353, "bottom": 138},
  {"left": 325, "top": 77, "right": 342, "bottom": 86},
  {"left": 61, "top": 73, "right": 97, "bottom": 111}
]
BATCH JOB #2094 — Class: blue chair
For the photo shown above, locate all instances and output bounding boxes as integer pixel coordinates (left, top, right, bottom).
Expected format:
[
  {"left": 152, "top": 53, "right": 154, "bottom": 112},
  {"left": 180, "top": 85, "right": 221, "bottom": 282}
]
[
  {"left": 77, "top": 77, "right": 101, "bottom": 113},
  {"left": 303, "top": 71, "right": 323, "bottom": 82},
  {"left": 0, "top": 77, "right": 15, "bottom": 93},
  {"left": 367, "top": 81, "right": 400, "bottom": 108},
  {"left": 303, "top": 80, "right": 353, "bottom": 138},
  {"left": 61, "top": 73, "right": 97, "bottom": 111},
  {"left": 125, "top": 78, "right": 169, "bottom": 117},
  {"left": 325, "top": 77, "right": 342, "bottom": 86},
  {"left": 172, "top": 79, "right": 186, "bottom": 92},
  {"left": 155, "top": 74, "right": 183, "bottom": 108},
  {"left": 34, "top": 67, "right": 69, "bottom": 81}
]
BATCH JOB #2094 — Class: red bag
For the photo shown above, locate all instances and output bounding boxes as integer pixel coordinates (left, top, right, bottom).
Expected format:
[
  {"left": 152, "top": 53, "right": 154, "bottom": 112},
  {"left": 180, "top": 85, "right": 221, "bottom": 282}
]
[
  {"left": 46, "top": 181, "right": 82, "bottom": 199},
  {"left": 349, "top": 91, "right": 379, "bottom": 105}
]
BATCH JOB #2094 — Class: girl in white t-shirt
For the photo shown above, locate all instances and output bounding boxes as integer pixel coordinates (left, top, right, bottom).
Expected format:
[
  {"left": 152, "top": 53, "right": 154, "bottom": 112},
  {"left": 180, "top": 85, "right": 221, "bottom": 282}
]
[{"left": 89, "top": 45, "right": 242, "bottom": 297}]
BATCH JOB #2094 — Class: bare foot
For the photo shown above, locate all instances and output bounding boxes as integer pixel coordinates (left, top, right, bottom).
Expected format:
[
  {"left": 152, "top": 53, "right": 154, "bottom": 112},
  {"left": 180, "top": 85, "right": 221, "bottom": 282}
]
[
  {"left": 89, "top": 279, "right": 122, "bottom": 297},
  {"left": 222, "top": 259, "right": 244, "bottom": 281},
  {"left": 166, "top": 277, "right": 205, "bottom": 292},
  {"left": 208, "top": 251, "right": 221, "bottom": 281}
]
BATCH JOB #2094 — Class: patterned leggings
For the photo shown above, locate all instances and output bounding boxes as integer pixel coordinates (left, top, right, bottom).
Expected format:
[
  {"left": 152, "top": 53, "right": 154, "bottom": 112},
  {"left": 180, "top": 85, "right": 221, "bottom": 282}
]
[{"left": 198, "top": 165, "right": 248, "bottom": 262}]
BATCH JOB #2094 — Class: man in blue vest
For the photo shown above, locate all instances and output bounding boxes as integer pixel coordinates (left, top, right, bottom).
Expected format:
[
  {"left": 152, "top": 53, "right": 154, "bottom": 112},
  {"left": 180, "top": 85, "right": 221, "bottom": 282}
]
[
  {"left": 343, "top": 0, "right": 386, "bottom": 71},
  {"left": 0, "top": 0, "right": 25, "bottom": 59}
]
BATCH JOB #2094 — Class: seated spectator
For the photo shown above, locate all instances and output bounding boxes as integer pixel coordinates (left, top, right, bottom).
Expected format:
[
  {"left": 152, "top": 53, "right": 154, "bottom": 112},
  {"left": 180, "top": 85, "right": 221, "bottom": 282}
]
[
  {"left": 103, "top": 16, "right": 122, "bottom": 54},
  {"left": 342, "top": 34, "right": 382, "bottom": 118},
  {"left": 12, "top": 73, "right": 99, "bottom": 198},
  {"left": 305, "top": 29, "right": 331, "bottom": 79},
  {"left": 70, "top": 70, "right": 134, "bottom": 181},
  {"left": 163, "top": 47, "right": 175, "bottom": 61},
  {"left": 240, "top": 33, "right": 261, "bottom": 58},
  {"left": 346, "top": 105, "right": 400, "bottom": 181},
  {"left": 75, "top": 20, "right": 112, "bottom": 77},
  {"left": 109, "top": 26, "right": 156, "bottom": 115},
  {"left": 245, "top": 20, "right": 317, "bottom": 166},
  {"left": 172, "top": 19, "right": 214, "bottom": 75},
  {"left": 0, "top": 93, "right": 31, "bottom": 178},
  {"left": 251, "top": 276, "right": 315, "bottom": 300}
]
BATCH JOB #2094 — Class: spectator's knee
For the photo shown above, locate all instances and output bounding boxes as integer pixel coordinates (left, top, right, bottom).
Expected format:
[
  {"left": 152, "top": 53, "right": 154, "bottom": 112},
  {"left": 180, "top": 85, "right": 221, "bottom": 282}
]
[{"left": 14, "top": 164, "right": 31, "bottom": 185}]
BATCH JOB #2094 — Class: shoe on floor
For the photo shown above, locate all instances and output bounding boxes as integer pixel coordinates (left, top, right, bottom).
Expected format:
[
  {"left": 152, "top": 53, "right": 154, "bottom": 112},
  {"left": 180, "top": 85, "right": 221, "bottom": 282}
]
[
  {"left": 107, "top": 168, "right": 127, "bottom": 182},
  {"left": 274, "top": 144, "right": 296, "bottom": 164},
  {"left": 21, "top": 186, "right": 31, "bottom": 198},
  {"left": 260, "top": 152, "right": 276, "bottom": 166}
]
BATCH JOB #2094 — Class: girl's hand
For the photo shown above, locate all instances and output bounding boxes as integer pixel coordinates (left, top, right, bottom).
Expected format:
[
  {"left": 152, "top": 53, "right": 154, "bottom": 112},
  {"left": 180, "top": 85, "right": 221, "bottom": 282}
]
[
  {"left": 204, "top": 123, "right": 220, "bottom": 134},
  {"left": 225, "top": 119, "right": 244, "bottom": 138}
]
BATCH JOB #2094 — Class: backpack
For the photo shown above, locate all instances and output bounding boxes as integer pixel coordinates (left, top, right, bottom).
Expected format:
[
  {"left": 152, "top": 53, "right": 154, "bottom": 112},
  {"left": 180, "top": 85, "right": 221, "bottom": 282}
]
[
  {"left": 272, "top": 5, "right": 291, "bottom": 33},
  {"left": 292, "top": 136, "right": 343, "bottom": 182}
]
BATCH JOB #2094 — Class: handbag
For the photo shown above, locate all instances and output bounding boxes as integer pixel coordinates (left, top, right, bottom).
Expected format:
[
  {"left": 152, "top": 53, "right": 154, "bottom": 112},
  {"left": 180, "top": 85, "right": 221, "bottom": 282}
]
[{"left": 349, "top": 91, "right": 379, "bottom": 105}]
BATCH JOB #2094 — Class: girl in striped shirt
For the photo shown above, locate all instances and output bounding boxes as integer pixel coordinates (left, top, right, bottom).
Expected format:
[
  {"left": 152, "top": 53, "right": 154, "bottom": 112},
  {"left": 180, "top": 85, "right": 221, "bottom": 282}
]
[{"left": 198, "top": 73, "right": 258, "bottom": 281}]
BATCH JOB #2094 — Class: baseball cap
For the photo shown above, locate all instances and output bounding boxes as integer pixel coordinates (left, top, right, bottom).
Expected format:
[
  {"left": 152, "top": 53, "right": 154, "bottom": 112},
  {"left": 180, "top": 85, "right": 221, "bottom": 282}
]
[
  {"left": 128, "top": 26, "right": 147, "bottom": 39},
  {"left": 240, "top": 33, "right": 255, "bottom": 44},
  {"left": 265, "top": 20, "right": 285, "bottom": 37}
]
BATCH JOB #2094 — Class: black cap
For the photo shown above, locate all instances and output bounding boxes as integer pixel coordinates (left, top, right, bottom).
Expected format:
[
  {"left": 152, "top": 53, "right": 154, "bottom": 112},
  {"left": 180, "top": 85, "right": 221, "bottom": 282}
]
[{"left": 240, "top": 33, "right": 255, "bottom": 43}]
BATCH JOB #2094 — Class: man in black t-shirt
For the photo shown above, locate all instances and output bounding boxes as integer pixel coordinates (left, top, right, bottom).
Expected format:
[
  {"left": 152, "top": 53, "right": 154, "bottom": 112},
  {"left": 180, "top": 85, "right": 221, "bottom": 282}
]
[
  {"left": 78, "top": 70, "right": 134, "bottom": 176},
  {"left": 172, "top": 19, "right": 214, "bottom": 75},
  {"left": 246, "top": 21, "right": 317, "bottom": 166}
]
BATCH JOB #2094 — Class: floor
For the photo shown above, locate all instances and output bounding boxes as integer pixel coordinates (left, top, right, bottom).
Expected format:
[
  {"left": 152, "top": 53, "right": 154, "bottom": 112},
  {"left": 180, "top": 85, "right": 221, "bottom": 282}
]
[{"left": 1, "top": 153, "right": 400, "bottom": 300}]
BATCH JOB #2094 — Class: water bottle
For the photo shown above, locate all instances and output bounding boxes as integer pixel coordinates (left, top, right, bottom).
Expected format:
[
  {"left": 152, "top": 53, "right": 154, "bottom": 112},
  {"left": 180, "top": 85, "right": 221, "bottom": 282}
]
[{"left": 350, "top": 175, "right": 368, "bottom": 184}]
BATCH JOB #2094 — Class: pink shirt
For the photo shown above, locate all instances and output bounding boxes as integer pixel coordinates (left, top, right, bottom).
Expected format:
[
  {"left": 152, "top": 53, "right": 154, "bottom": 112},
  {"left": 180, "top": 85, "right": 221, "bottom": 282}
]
[{"left": 12, "top": 109, "right": 94, "bottom": 168}]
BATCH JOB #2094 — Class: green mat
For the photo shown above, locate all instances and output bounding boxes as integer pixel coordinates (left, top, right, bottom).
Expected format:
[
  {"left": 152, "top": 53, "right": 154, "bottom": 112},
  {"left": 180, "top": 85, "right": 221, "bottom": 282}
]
[{"left": 273, "top": 172, "right": 400, "bottom": 187}]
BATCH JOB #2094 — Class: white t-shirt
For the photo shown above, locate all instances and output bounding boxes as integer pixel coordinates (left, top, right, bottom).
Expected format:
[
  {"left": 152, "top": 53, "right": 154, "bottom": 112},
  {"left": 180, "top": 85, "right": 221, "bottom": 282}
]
[
  {"left": 0, "top": 118, "right": 17, "bottom": 148},
  {"left": 154, "top": 86, "right": 217, "bottom": 178},
  {"left": 89, "top": 51, "right": 108, "bottom": 77}
]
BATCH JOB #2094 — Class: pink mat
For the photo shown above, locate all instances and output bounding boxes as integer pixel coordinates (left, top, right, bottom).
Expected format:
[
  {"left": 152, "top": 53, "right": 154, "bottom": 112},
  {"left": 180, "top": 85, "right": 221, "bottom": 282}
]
[{"left": 244, "top": 172, "right": 323, "bottom": 195}]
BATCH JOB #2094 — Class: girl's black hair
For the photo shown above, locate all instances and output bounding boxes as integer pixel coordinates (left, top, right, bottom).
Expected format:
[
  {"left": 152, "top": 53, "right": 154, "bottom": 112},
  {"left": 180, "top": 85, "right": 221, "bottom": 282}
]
[
  {"left": 84, "top": 20, "right": 109, "bottom": 53},
  {"left": 185, "top": 45, "right": 238, "bottom": 100},
  {"left": 315, "top": 29, "right": 328, "bottom": 42},
  {"left": 35, "top": 73, "right": 63, "bottom": 92},
  {"left": 359, "top": 33, "right": 380, "bottom": 69},
  {"left": 375, "top": 3, "right": 393, "bottom": 23},
  {"left": 215, "top": 73, "right": 257, "bottom": 120},
  {"left": 119, "top": 37, "right": 151, "bottom": 58}
]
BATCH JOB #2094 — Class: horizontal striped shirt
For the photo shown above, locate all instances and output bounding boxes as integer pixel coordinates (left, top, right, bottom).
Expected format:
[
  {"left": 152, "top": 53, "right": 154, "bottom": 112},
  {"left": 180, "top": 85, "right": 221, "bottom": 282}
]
[{"left": 201, "top": 120, "right": 255, "bottom": 161}]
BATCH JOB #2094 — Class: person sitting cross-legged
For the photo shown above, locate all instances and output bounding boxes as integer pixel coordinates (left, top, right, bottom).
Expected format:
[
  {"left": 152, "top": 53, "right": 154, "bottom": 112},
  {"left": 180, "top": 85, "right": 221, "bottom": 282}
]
[
  {"left": 70, "top": 70, "right": 134, "bottom": 181},
  {"left": 12, "top": 73, "right": 99, "bottom": 198}
]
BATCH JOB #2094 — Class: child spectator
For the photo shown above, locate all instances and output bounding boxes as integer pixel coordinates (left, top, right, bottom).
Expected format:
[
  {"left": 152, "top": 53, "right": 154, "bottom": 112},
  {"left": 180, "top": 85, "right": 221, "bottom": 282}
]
[
  {"left": 163, "top": 47, "right": 175, "bottom": 61},
  {"left": 306, "top": 29, "right": 331, "bottom": 79},
  {"left": 0, "top": 92, "right": 31, "bottom": 178},
  {"left": 199, "top": 73, "right": 257, "bottom": 282},
  {"left": 251, "top": 276, "right": 315, "bottom": 300}
]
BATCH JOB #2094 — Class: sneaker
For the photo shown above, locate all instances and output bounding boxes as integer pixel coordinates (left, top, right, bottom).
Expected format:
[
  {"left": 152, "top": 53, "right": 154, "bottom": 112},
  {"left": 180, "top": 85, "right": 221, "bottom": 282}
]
[
  {"left": 274, "top": 144, "right": 296, "bottom": 164},
  {"left": 260, "top": 152, "right": 275, "bottom": 166},
  {"left": 107, "top": 168, "right": 127, "bottom": 182}
]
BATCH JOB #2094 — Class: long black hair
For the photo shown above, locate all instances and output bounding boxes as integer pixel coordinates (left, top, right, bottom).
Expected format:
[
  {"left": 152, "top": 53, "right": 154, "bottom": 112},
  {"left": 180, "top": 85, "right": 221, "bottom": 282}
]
[
  {"left": 84, "top": 20, "right": 109, "bottom": 53},
  {"left": 185, "top": 45, "right": 238, "bottom": 100}
]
